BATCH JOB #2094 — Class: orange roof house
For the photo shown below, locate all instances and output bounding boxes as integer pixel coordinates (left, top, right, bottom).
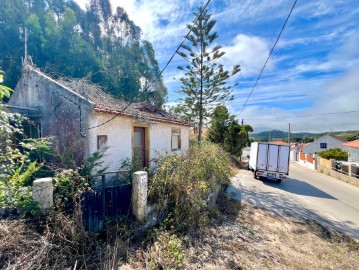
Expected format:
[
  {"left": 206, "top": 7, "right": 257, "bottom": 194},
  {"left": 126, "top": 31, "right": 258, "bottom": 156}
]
[
  {"left": 343, "top": 140, "right": 359, "bottom": 162},
  {"left": 343, "top": 140, "right": 359, "bottom": 148},
  {"left": 270, "top": 140, "right": 289, "bottom": 145}
]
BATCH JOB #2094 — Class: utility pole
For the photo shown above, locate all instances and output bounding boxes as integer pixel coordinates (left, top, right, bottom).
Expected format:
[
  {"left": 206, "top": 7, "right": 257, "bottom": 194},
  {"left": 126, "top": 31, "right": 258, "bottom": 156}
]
[
  {"left": 241, "top": 118, "right": 244, "bottom": 126},
  {"left": 24, "top": 27, "right": 28, "bottom": 64},
  {"left": 288, "top": 123, "right": 291, "bottom": 145},
  {"left": 269, "top": 130, "right": 271, "bottom": 142}
]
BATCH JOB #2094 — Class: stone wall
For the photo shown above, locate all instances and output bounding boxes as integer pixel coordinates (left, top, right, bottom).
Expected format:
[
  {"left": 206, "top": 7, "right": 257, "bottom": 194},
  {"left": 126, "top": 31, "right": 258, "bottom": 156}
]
[
  {"left": 317, "top": 159, "right": 359, "bottom": 187},
  {"left": 9, "top": 66, "right": 93, "bottom": 165}
]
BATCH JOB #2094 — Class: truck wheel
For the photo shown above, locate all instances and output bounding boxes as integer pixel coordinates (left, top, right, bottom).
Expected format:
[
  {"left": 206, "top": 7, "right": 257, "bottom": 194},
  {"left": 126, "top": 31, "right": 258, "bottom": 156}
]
[
  {"left": 276, "top": 179, "right": 282, "bottom": 183},
  {"left": 254, "top": 170, "right": 258, "bottom": 179}
]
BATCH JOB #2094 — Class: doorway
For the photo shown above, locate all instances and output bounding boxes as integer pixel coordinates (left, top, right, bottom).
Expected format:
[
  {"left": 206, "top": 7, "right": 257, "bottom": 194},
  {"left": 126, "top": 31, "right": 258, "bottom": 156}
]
[{"left": 133, "top": 127, "right": 147, "bottom": 169}]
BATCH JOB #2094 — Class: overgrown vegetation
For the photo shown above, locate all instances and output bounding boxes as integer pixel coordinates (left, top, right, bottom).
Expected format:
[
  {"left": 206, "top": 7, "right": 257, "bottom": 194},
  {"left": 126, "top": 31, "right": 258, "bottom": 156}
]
[
  {"left": 149, "top": 142, "right": 230, "bottom": 233},
  {"left": 318, "top": 147, "right": 349, "bottom": 161},
  {"left": 207, "top": 105, "right": 253, "bottom": 157},
  {"left": 0, "top": 72, "right": 51, "bottom": 216},
  {"left": 346, "top": 132, "right": 359, "bottom": 141}
]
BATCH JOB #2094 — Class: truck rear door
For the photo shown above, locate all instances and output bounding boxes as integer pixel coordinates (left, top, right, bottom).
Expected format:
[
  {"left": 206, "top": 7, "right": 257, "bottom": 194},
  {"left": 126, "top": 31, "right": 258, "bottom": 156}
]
[
  {"left": 257, "top": 143, "right": 268, "bottom": 170},
  {"left": 278, "top": 145, "right": 290, "bottom": 174},
  {"left": 268, "top": 144, "right": 279, "bottom": 172}
]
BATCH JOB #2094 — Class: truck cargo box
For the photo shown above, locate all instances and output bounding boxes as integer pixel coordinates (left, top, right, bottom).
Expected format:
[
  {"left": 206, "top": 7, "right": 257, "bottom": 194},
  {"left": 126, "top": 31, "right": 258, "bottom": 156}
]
[{"left": 248, "top": 142, "right": 290, "bottom": 182}]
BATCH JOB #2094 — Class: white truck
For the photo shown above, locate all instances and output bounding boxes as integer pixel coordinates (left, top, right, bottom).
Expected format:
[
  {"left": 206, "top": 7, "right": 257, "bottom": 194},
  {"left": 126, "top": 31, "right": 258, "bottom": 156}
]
[{"left": 248, "top": 142, "right": 290, "bottom": 183}]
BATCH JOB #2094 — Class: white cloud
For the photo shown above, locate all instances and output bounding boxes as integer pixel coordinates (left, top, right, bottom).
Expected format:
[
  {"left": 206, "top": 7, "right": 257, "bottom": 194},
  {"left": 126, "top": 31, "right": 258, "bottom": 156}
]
[
  {"left": 221, "top": 34, "right": 273, "bottom": 77},
  {"left": 72, "top": 0, "right": 359, "bottom": 134},
  {"left": 235, "top": 66, "right": 359, "bottom": 133}
]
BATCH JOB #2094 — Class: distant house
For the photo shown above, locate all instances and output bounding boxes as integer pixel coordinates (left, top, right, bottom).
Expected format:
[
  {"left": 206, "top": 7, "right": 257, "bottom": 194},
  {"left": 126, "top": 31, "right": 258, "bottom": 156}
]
[
  {"left": 343, "top": 140, "right": 359, "bottom": 162},
  {"left": 289, "top": 135, "right": 344, "bottom": 161},
  {"left": 8, "top": 65, "right": 190, "bottom": 170},
  {"left": 290, "top": 143, "right": 307, "bottom": 161},
  {"left": 270, "top": 140, "right": 289, "bottom": 145},
  {"left": 301, "top": 134, "right": 343, "bottom": 155}
]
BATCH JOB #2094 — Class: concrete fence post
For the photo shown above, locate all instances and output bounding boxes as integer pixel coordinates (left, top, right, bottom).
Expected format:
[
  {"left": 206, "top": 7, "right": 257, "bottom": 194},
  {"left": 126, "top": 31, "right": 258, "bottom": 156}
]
[
  {"left": 330, "top": 159, "right": 335, "bottom": 170},
  {"left": 132, "top": 171, "right": 148, "bottom": 223},
  {"left": 349, "top": 164, "right": 353, "bottom": 179},
  {"left": 32, "top": 178, "right": 53, "bottom": 213}
]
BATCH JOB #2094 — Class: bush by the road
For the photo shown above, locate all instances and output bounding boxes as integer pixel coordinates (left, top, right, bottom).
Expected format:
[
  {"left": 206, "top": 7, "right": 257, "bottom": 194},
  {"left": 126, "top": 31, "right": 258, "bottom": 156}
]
[
  {"left": 149, "top": 142, "right": 230, "bottom": 233},
  {"left": 317, "top": 147, "right": 348, "bottom": 161}
]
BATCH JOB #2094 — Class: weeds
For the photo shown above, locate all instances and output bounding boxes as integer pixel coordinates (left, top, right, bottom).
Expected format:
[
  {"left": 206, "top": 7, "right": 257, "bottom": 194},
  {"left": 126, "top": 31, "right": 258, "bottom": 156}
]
[
  {"left": 148, "top": 142, "right": 230, "bottom": 233},
  {"left": 306, "top": 219, "right": 359, "bottom": 251},
  {"left": 147, "top": 231, "right": 186, "bottom": 269}
]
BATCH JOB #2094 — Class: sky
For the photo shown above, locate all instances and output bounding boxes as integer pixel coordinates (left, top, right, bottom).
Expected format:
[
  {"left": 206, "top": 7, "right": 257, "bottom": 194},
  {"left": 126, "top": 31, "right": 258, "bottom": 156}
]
[{"left": 74, "top": 0, "right": 359, "bottom": 133}]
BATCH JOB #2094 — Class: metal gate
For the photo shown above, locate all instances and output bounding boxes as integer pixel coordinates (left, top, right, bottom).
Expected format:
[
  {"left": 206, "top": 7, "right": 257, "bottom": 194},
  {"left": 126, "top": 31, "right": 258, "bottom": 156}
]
[{"left": 81, "top": 170, "right": 132, "bottom": 232}]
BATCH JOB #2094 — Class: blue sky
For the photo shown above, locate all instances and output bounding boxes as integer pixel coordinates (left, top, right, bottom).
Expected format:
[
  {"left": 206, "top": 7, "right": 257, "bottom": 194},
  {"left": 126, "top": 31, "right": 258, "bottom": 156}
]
[{"left": 75, "top": 0, "right": 359, "bottom": 133}]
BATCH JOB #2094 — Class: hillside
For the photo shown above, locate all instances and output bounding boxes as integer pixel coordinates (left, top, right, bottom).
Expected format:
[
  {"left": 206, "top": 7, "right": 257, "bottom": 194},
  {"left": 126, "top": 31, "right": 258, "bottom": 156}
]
[
  {"left": 0, "top": 0, "right": 166, "bottom": 106},
  {"left": 251, "top": 129, "right": 359, "bottom": 142}
]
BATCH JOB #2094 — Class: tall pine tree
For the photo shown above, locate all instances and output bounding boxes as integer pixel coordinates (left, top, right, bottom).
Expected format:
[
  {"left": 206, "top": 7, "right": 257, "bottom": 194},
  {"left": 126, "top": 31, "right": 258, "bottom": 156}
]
[{"left": 177, "top": 5, "right": 240, "bottom": 141}]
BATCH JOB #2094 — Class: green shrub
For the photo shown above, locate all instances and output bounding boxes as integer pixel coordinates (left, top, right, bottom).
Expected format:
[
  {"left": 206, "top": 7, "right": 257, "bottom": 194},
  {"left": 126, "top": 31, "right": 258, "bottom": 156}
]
[
  {"left": 53, "top": 169, "right": 92, "bottom": 212},
  {"left": 149, "top": 142, "right": 230, "bottom": 232},
  {"left": 0, "top": 104, "right": 48, "bottom": 216},
  {"left": 148, "top": 231, "right": 186, "bottom": 269},
  {"left": 317, "top": 147, "right": 348, "bottom": 161}
]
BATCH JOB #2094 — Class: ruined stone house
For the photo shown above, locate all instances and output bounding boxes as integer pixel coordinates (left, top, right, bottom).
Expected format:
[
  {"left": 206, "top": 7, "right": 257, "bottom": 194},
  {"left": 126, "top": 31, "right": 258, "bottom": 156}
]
[{"left": 7, "top": 65, "right": 190, "bottom": 171}]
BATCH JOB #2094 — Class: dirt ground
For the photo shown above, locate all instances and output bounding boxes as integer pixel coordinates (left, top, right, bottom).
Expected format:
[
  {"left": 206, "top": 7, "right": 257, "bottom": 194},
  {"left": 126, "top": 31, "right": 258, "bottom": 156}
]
[
  {"left": 183, "top": 197, "right": 359, "bottom": 270},
  {"left": 124, "top": 194, "right": 359, "bottom": 270}
]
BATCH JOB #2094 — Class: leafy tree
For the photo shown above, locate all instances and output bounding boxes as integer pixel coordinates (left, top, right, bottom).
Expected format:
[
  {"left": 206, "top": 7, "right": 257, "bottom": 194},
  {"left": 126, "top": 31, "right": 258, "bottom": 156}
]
[
  {"left": 207, "top": 105, "right": 231, "bottom": 145},
  {"left": 0, "top": 70, "right": 12, "bottom": 100},
  {"left": 0, "top": 0, "right": 167, "bottom": 106},
  {"left": 346, "top": 133, "right": 359, "bottom": 141},
  {"left": 241, "top": 124, "right": 254, "bottom": 146},
  {"left": 207, "top": 106, "right": 252, "bottom": 157},
  {"left": 176, "top": 5, "right": 240, "bottom": 141},
  {"left": 317, "top": 147, "right": 349, "bottom": 161}
]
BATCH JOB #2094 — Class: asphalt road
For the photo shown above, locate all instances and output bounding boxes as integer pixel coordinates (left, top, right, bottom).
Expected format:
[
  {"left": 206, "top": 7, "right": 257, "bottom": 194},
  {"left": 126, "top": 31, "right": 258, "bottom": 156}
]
[{"left": 233, "top": 153, "right": 359, "bottom": 239}]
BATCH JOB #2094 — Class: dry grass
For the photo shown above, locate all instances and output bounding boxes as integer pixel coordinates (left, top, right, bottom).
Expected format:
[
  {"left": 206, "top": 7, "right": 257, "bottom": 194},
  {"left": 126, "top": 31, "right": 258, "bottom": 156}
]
[
  {"left": 1, "top": 194, "right": 358, "bottom": 270},
  {"left": 183, "top": 196, "right": 359, "bottom": 270},
  {"left": 0, "top": 211, "right": 132, "bottom": 270},
  {"left": 123, "top": 194, "right": 359, "bottom": 270}
]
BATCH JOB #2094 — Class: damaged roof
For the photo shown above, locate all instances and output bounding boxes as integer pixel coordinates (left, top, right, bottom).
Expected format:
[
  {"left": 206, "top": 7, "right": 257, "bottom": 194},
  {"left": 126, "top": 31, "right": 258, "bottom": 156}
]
[{"left": 31, "top": 66, "right": 189, "bottom": 126}]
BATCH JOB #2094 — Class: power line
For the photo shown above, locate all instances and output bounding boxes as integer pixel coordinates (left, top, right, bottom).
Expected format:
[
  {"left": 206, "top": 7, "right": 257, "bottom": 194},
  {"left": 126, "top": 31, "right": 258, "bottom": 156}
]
[
  {"left": 244, "top": 109, "right": 359, "bottom": 120},
  {"left": 88, "top": 0, "right": 212, "bottom": 129},
  {"left": 237, "top": 0, "right": 298, "bottom": 117}
]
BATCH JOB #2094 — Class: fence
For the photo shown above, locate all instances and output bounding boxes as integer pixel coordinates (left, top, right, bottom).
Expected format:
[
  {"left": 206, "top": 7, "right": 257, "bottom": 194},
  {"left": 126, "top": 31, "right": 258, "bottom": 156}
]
[
  {"left": 32, "top": 171, "right": 150, "bottom": 231},
  {"left": 318, "top": 157, "right": 331, "bottom": 169},
  {"left": 81, "top": 170, "right": 132, "bottom": 231},
  {"left": 298, "top": 152, "right": 315, "bottom": 170},
  {"left": 316, "top": 157, "right": 359, "bottom": 186}
]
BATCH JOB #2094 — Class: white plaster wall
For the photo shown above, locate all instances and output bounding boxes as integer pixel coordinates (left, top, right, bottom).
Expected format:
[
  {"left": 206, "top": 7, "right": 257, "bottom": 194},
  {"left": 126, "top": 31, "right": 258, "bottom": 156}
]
[
  {"left": 307, "top": 159, "right": 316, "bottom": 170},
  {"left": 88, "top": 112, "right": 190, "bottom": 172},
  {"left": 302, "top": 135, "right": 343, "bottom": 155},
  {"left": 88, "top": 113, "right": 133, "bottom": 171},
  {"left": 345, "top": 147, "right": 359, "bottom": 162},
  {"left": 149, "top": 123, "right": 189, "bottom": 169},
  {"left": 298, "top": 158, "right": 306, "bottom": 166},
  {"left": 290, "top": 149, "right": 298, "bottom": 161}
]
